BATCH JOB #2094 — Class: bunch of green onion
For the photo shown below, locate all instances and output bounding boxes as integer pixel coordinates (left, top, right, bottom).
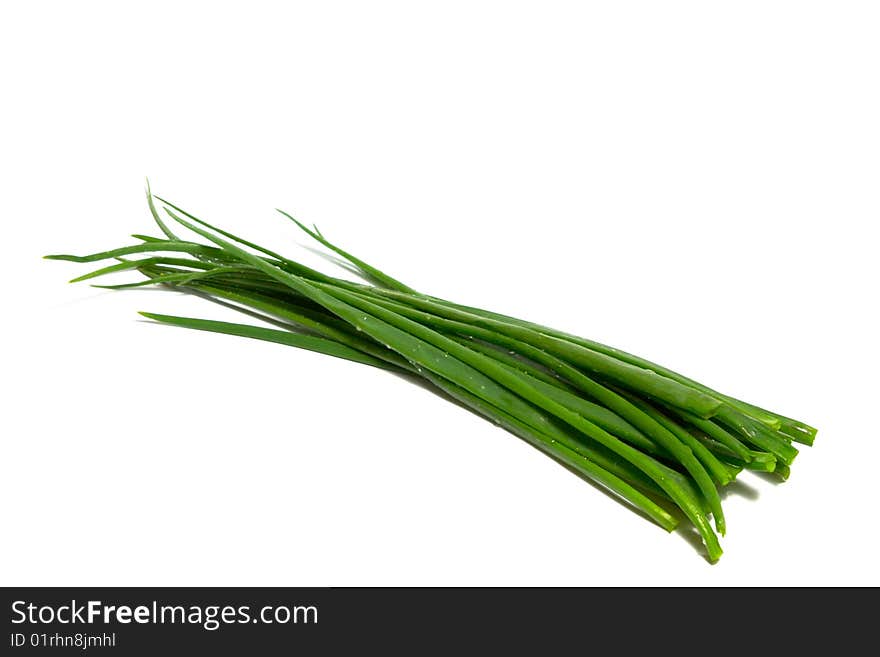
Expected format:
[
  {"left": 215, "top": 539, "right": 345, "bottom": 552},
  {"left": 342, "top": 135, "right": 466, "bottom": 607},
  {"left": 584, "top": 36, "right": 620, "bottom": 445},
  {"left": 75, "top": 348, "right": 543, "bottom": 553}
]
[{"left": 47, "top": 187, "right": 816, "bottom": 562}]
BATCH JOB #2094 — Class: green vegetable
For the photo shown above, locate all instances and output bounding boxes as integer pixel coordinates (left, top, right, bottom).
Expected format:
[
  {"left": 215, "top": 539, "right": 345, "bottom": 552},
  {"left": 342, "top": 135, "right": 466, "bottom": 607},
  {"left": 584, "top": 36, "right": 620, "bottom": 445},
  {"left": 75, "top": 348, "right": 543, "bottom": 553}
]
[{"left": 46, "top": 185, "right": 817, "bottom": 563}]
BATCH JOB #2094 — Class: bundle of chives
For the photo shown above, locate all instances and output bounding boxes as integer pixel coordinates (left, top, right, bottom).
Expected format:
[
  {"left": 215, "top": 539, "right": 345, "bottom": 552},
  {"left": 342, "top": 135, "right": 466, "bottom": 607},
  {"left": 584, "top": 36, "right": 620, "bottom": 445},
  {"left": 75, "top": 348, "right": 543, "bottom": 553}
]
[{"left": 46, "top": 187, "right": 816, "bottom": 562}]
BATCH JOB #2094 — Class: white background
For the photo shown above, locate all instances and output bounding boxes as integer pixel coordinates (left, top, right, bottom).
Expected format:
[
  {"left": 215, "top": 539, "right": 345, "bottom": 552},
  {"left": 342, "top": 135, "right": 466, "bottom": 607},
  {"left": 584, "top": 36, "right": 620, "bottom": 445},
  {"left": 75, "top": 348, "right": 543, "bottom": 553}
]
[{"left": 2, "top": 1, "right": 878, "bottom": 586}]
